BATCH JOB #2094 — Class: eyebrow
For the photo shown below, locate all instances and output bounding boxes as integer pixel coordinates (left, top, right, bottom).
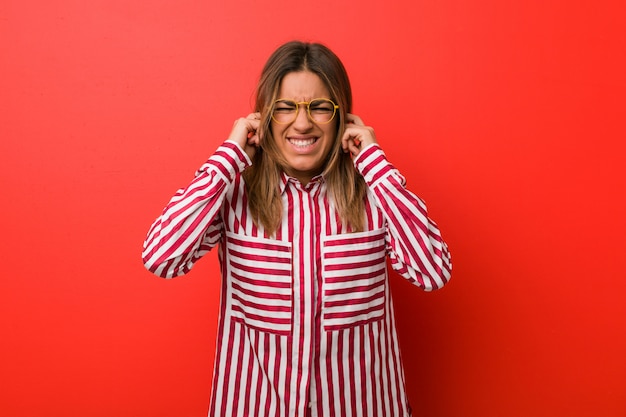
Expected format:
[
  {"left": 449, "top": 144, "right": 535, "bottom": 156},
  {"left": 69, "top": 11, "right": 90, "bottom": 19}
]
[
  {"left": 275, "top": 99, "right": 297, "bottom": 105},
  {"left": 275, "top": 98, "right": 331, "bottom": 104}
]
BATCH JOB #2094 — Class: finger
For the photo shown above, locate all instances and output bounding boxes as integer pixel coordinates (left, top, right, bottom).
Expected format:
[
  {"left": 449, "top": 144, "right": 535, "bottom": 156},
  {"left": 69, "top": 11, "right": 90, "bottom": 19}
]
[
  {"left": 341, "top": 132, "right": 353, "bottom": 152},
  {"left": 341, "top": 132, "right": 360, "bottom": 155},
  {"left": 346, "top": 113, "right": 365, "bottom": 126},
  {"left": 245, "top": 117, "right": 260, "bottom": 134},
  {"left": 348, "top": 140, "right": 360, "bottom": 155},
  {"left": 245, "top": 114, "right": 262, "bottom": 146},
  {"left": 247, "top": 133, "right": 260, "bottom": 147},
  {"left": 343, "top": 137, "right": 360, "bottom": 156}
]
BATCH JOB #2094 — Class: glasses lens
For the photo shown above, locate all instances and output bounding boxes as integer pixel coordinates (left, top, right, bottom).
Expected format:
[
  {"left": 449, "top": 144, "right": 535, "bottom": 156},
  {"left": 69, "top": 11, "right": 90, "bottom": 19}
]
[
  {"left": 308, "top": 99, "right": 336, "bottom": 123},
  {"left": 272, "top": 100, "right": 298, "bottom": 124}
]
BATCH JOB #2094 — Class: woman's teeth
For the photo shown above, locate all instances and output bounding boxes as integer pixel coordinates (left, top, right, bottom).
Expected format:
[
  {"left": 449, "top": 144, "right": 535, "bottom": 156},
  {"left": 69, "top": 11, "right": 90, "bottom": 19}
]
[{"left": 289, "top": 138, "right": 317, "bottom": 147}]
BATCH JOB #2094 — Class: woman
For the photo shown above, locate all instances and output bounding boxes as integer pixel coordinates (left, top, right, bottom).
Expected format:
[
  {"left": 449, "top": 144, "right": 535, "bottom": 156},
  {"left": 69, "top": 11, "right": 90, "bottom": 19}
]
[{"left": 143, "top": 41, "right": 451, "bottom": 417}]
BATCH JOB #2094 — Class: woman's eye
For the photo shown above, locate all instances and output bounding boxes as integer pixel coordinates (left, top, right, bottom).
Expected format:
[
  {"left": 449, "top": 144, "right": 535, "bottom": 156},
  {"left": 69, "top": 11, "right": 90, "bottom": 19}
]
[{"left": 311, "top": 107, "right": 333, "bottom": 113}]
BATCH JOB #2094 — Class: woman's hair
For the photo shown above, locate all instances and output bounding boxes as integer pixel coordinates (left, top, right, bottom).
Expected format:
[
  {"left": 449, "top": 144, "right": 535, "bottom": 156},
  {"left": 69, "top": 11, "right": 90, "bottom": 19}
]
[{"left": 242, "top": 41, "right": 366, "bottom": 235}]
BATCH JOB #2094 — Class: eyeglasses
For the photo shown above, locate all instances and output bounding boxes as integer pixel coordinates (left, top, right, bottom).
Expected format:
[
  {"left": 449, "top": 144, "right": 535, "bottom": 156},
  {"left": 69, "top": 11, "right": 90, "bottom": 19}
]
[{"left": 271, "top": 98, "right": 339, "bottom": 124}]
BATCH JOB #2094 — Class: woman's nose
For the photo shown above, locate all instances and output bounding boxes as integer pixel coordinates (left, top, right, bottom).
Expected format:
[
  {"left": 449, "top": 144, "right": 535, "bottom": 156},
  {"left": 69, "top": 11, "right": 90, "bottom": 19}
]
[{"left": 292, "top": 105, "right": 314, "bottom": 130}]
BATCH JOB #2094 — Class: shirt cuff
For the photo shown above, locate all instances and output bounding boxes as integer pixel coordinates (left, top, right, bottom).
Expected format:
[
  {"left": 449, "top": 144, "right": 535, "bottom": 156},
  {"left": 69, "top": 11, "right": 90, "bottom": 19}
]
[
  {"left": 202, "top": 141, "right": 251, "bottom": 182},
  {"left": 354, "top": 143, "right": 399, "bottom": 187}
]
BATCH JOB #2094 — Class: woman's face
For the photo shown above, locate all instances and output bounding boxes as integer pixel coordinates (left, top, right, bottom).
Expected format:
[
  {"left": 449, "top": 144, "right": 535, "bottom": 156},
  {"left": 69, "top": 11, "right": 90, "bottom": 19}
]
[{"left": 271, "top": 71, "right": 338, "bottom": 185}]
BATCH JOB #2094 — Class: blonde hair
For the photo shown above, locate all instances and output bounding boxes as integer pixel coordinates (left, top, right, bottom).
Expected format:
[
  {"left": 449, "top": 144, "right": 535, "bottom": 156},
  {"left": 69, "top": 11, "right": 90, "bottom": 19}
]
[{"left": 242, "top": 41, "right": 366, "bottom": 234}]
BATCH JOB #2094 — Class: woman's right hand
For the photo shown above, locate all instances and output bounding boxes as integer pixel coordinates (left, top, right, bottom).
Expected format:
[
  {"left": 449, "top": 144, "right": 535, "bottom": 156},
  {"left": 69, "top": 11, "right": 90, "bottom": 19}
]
[{"left": 228, "top": 112, "right": 262, "bottom": 160}]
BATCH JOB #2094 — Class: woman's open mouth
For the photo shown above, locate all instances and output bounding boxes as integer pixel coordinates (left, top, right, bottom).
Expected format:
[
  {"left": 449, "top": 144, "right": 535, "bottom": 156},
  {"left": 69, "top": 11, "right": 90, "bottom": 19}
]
[{"left": 288, "top": 136, "right": 319, "bottom": 149}]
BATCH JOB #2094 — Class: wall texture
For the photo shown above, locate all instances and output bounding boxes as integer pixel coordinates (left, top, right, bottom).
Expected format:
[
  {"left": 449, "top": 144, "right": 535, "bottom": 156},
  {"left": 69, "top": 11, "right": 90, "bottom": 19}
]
[{"left": 2, "top": 0, "right": 625, "bottom": 416}]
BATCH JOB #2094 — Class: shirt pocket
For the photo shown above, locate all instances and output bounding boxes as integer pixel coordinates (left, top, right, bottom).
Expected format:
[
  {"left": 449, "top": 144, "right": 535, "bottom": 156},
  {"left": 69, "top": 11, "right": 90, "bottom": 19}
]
[
  {"left": 321, "top": 228, "right": 388, "bottom": 331},
  {"left": 226, "top": 232, "right": 293, "bottom": 336}
]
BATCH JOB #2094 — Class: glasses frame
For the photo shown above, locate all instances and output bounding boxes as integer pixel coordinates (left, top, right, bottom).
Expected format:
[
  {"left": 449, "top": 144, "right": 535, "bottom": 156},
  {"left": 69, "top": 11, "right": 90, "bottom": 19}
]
[{"left": 271, "top": 98, "right": 339, "bottom": 125}]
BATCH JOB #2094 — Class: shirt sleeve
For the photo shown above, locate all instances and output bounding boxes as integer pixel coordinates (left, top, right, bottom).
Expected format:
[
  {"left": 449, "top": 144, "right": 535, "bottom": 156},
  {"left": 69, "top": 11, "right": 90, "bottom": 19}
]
[
  {"left": 354, "top": 143, "right": 452, "bottom": 291},
  {"left": 142, "top": 141, "right": 251, "bottom": 278}
]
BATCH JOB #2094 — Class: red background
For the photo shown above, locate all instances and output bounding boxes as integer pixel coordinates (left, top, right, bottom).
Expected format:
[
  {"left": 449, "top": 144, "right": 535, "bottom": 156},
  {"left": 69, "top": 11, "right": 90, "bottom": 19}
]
[{"left": 2, "top": 0, "right": 625, "bottom": 416}]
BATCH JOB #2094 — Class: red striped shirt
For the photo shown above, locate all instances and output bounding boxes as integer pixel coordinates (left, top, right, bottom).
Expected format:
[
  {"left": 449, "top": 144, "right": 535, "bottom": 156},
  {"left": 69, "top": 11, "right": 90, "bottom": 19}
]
[{"left": 143, "top": 141, "right": 452, "bottom": 417}]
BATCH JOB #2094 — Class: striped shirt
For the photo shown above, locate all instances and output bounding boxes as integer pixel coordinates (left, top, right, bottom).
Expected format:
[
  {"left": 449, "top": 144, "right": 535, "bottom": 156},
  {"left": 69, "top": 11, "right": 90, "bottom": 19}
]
[{"left": 142, "top": 141, "right": 452, "bottom": 417}]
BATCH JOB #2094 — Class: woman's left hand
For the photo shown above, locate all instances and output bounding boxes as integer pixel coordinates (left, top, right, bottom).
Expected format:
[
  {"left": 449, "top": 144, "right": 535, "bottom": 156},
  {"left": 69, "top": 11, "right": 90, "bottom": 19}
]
[{"left": 341, "top": 114, "right": 378, "bottom": 157}]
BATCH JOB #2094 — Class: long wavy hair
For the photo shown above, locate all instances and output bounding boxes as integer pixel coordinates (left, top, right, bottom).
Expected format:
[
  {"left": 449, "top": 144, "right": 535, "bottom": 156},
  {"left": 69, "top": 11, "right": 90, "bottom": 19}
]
[{"left": 242, "top": 41, "right": 366, "bottom": 235}]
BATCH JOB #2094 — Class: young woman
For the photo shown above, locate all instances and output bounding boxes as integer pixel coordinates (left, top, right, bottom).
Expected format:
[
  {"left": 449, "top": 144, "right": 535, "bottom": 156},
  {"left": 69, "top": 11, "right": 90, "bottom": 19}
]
[{"left": 142, "top": 40, "right": 451, "bottom": 417}]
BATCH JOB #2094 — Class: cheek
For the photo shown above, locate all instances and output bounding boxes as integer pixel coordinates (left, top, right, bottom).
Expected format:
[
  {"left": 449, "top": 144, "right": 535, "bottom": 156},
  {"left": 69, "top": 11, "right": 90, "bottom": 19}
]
[
  {"left": 270, "top": 123, "right": 285, "bottom": 144},
  {"left": 324, "top": 122, "right": 340, "bottom": 146}
]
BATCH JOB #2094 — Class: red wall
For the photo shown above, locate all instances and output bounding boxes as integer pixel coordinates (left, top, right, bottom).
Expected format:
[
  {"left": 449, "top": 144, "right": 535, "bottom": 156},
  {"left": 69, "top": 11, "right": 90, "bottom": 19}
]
[{"left": 2, "top": 1, "right": 625, "bottom": 416}]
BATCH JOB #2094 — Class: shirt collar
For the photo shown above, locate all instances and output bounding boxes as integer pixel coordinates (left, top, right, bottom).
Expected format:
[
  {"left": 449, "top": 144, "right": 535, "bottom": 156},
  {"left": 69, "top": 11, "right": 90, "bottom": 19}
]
[{"left": 279, "top": 171, "right": 325, "bottom": 194}]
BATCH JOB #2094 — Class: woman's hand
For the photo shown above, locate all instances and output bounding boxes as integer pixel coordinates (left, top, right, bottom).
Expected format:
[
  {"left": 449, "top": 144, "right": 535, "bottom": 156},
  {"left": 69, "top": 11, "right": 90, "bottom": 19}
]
[
  {"left": 228, "top": 112, "right": 262, "bottom": 160},
  {"left": 341, "top": 114, "right": 378, "bottom": 157}
]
